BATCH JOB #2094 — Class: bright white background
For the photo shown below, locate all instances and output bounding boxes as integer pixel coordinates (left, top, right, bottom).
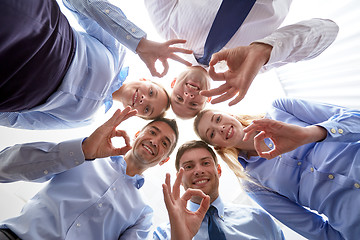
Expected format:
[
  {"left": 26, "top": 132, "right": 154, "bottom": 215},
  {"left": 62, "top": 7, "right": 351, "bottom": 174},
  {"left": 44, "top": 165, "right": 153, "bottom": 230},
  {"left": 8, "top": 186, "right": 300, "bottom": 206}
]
[{"left": 1, "top": 1, "right": 359, "bottom": 239}]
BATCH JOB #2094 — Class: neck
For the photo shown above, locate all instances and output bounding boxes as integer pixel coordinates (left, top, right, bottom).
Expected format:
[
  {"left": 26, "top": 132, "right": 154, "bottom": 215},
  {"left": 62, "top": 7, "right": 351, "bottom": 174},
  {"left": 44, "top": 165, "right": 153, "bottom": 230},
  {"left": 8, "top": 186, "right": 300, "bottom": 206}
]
[
  {"left": 112, "top": 84, "right": 125, "bottom": 102},
  {"left": 124, "top": 153, "right": 145, "bottom": 177}
]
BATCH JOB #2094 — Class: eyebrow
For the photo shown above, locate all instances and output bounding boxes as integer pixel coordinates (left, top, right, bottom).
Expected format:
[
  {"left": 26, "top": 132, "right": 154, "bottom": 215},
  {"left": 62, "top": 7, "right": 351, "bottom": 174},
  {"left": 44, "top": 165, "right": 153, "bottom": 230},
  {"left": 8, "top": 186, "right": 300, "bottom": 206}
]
[
  {"left": 181, "top": 156, "right": 213, "bottom": 166},
  {"left": 174, "top": 100, "right": 198, "bottom": 112}
]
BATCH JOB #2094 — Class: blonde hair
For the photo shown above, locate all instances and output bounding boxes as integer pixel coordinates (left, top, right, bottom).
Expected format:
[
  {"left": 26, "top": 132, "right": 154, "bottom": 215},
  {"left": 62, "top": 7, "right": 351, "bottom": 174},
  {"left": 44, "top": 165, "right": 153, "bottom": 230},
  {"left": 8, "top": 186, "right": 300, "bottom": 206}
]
[{"left": 193, "top": 110, "right": 264, "bottom": 185}]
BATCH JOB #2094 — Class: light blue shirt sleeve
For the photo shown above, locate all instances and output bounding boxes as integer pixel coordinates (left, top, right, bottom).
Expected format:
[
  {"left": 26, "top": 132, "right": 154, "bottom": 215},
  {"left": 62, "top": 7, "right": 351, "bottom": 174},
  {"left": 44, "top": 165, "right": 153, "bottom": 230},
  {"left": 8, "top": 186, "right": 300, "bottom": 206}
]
[
  {"left": 65, "top": 0, "right": 146, "bottom": 52},
  {"left": 246, "top": 183, "right": 344, "bottom": 240},
  {"left": 269, "top": 98, "right": 360, "bottom": 142},
  {"left": 0, "top": 138, "right": 85, "bottom": 183}
]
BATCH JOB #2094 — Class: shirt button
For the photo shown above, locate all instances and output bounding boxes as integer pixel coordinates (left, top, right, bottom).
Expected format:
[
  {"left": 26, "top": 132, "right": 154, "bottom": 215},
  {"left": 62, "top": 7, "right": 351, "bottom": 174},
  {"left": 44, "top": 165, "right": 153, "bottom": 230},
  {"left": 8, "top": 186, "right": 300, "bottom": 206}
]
[
  {"left": 70, "top": 152, "right": 74, "bottom": 156},
  {"left": 98, "top": 203, "right": 103, "bottom": 207},
  {"left": 328, "top": 174, "right": 334, "bottom": 180},
  {"left": 277, "top": 42, "right": 282, "bottom": 47},
  {"left": 354, "top": 183, "right": 360, "bottom": 189},
  {"left": 310, "top": 167, "right": 314, "bottom": 172},
  {"left": 75, "top": 161, "right": 79, "bottom": 165},
  {"left": 113, "top": 187, "right": 117, "bottom": 191},
  {"left": 330, "top": 128, "right": 336, "bottom": 134},
  {"left": 297, "top": 162, "right": 302, "bottom": 166},
  {"left": 268, "top": 143, "right": 273, "bottom": 148},
  {"left": 43, "top": 170, "right": 48, "bottom": 175},
  {"left": 126, "top": 35, "right": 131, "bottom": 40},
  {"left": 278, "top": 154, "right": 282, "bottom": 158},
  {"left": 105, "top": 9, "right": 110, "bottom": 14},
  {"left": 338, "top": 129, "right": 344, "bottom": 134},
  {"left": 131, "top": 28, "right": 136, "bottom": 32},
  {"left": 76, "top": 223, "right": 81, "bottom": 227}
]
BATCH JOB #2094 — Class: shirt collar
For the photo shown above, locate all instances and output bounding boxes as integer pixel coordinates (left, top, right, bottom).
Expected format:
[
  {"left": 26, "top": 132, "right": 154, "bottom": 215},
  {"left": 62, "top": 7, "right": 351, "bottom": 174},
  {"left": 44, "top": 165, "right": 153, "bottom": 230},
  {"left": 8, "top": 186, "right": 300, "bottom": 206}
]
[
  {"left": 188, "top": 196, "right": 225, "bottom": 220},
  {"left": 110, "top": 156, "right": 145, "bottom": 189}
]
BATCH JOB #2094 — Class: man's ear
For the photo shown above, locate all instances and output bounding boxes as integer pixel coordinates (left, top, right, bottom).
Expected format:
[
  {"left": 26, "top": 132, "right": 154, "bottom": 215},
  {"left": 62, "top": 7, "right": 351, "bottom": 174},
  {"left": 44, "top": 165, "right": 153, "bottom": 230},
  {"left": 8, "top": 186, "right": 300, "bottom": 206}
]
[
  {"left": 207, "top": 97, "right": 212, "bottom": 103},
  {"left": 214, "top": 146, "right": 222, "bottom": 151},
  {"left": 171, "top": 78, "right": 177, "bottom": 88},
  {"left": 159, "top": 157, "right": 170, "bottom": 166},
  {"left": 217, "top": 164, "right": 222, "bottom": 177}
]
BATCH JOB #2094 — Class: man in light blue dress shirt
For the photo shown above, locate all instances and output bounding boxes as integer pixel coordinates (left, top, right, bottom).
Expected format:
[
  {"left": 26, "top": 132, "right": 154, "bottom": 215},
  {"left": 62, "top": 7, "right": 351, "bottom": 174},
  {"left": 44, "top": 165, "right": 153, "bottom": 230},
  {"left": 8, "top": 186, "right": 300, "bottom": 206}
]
[
  {"left": 154, "top": 140, "right": 284, "bottom": 240},
  {"left": 0, "top": 107, "right": 179, "bottom": 240},
  {"left": 0, "top": 0, "right": 192, "bottom": 129}
]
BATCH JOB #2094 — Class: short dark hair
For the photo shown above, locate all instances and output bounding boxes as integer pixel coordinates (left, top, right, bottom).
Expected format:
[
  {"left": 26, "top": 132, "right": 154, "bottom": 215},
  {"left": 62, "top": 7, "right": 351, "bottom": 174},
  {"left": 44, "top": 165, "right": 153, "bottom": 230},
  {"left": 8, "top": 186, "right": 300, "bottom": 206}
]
[
  {"left": 143, "top": 117, "right": 179, "bottom": 155},
  {"left": 175, "top": 140, "right": 217, "bottom": 171}
]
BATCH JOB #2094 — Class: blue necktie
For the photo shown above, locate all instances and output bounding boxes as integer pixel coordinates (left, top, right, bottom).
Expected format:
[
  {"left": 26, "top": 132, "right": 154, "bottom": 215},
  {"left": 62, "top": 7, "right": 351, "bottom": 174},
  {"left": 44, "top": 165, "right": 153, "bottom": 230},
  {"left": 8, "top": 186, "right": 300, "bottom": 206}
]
[
  {"left": 196, "top": 0, "right": 256, "bottom": 66},
  {"left": 206, "top": 206, "right": 226, "bottom": 240}
]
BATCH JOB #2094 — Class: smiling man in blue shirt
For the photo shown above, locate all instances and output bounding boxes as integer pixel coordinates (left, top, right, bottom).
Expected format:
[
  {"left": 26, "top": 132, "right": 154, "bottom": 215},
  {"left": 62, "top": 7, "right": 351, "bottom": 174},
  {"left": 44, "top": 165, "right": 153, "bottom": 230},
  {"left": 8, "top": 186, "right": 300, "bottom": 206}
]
[
  {"left": 0, "top": 107, "right": 179, "bottom": 240},
  {"left": 154, "top": 140, "right": 284, "bottom": 240}
]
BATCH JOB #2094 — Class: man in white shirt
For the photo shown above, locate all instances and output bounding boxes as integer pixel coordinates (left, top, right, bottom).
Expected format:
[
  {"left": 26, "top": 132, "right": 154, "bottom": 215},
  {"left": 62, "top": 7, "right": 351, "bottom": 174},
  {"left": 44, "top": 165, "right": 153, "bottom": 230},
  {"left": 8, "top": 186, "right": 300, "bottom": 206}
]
[{"left": 144, "top": 0, "right": 339, "bottom": 118}]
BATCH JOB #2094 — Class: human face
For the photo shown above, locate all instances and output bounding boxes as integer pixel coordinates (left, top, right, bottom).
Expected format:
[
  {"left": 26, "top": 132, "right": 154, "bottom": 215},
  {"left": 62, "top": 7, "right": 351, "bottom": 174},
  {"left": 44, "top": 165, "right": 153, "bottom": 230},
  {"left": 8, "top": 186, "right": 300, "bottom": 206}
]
[
  {"left": 179, "top": 148, "right": 220, "bottom": 203},
  {"left": 171, "top": 67, "right": 210, "bottom": 119},
  {"left": 120, "top": 81, "right": 168, "bottom": 119},
  {"left": 132, "top": 121, "right": 176, "bottom": 168},
  {"left": 197, "top": 110, "right": 244, "bottom": 148}
]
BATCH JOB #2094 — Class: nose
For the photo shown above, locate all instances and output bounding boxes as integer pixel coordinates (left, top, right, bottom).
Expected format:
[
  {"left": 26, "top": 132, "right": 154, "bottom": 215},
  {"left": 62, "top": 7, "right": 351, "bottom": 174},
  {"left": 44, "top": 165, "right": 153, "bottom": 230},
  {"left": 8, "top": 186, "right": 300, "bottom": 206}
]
[
  {"left": 149, "top": 140, "right": 158, "bottom": 148},
  {"left": 193, "top": 165, "right": 204, "bottom": 176},
  {"left": 218, "top": 125, "right": 225, "bottom": 133},
  {"left": 184, "top": 91, "right": 194, "bottom": 99},
  {"left": 139, "top": 95, "right": 146, "bottom": 104}
]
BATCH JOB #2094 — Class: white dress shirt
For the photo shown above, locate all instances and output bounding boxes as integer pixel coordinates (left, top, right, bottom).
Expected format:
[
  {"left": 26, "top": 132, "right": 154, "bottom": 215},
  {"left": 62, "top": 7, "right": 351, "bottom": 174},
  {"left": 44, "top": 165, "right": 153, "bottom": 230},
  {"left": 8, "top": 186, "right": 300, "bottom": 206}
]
[{"left": 144, "top": 0, "right": 339, "bottom": 71}]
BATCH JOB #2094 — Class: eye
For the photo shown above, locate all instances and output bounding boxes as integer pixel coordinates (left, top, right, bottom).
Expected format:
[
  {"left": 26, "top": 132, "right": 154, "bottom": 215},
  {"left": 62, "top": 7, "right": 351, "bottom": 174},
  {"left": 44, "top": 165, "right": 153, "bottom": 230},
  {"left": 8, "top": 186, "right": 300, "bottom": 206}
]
[
  {"left": 144, "top": 106, "right": 150, "bottom": 114},
  {"left": 149, "top": 130, "right": 156, "bottom": 135},
  {"left": 210, "top": 130, "right": 215, "bottom": 139},
  {"left": 216, "top": 115, "right": 221, "bottom": 123},
  {"left": 190, "top": 102, "right": 198, "bottom": 106},
  {"left": 176, "top": 95, "right": 183, "bottom": 102},
  {"left": 149, "top": 88, "right": 153, "bottom": 97},
  {"left": 162, "top": 140, "right": 168, "bottom": 147},
  {"left": 183, "top": 164, "right": 193, "bottom": 170},
  {"left": 203, "top": 161, "right": 210, "bottom": 166}
]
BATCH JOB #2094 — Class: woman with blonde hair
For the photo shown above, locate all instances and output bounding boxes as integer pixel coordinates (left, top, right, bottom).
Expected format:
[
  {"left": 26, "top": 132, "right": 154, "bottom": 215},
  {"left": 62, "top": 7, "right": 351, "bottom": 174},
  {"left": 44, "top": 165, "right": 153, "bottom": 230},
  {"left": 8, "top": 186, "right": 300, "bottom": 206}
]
[{"left": 194, "top": 97, "right": 360, "bottom": 240}]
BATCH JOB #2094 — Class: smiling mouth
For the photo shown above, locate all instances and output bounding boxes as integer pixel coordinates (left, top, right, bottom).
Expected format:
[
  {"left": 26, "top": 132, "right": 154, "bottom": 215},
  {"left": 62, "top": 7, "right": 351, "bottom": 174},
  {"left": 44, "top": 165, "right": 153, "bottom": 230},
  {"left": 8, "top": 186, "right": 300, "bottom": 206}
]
[
  {"left": 132, "top": 89, "right": 138, "bottom": 106},
  {"left": 193, "top": 179, "right": 209, "bottom": 186},
  {"left": 142, "top": 144, "right": 154, "bottom": 155},
  {"left": 186, "top": 83, "right": 200, "bottom": 91},
  {"left": 226, "top": 126, "right": 234, "bottom": 139}
]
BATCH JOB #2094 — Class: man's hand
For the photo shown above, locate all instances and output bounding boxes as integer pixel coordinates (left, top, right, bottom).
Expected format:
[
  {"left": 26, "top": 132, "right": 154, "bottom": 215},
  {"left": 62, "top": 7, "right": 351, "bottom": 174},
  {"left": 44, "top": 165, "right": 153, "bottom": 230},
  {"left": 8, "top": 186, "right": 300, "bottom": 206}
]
[
  {"left": 243, "top": 118, "right": 327, "bottom": 159},
  {"left": 163, "top": 168, "right": 210, "bottom": 240},
  {"left": 136, "top": 38, "right": 193, "bottom": 77},
  {"left": 82, "top": 107, "right": 137, "bottom": 160},
  {"left": 200, "top": 43, "right": 272, "bottom": 106}
]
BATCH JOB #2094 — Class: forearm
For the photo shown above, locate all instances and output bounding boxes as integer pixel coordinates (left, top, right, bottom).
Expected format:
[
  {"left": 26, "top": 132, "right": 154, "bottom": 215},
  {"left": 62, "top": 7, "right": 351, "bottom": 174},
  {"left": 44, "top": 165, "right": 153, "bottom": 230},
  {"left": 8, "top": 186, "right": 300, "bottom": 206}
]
[
  {"left": 255, "top": 18, "right": 339, "bottom": 71},
  {"left": 66, "top": 0, "right": 146, "bottom": 52},
  {"left": 0, "top": 139, "right": 85, "bottom": 182}
]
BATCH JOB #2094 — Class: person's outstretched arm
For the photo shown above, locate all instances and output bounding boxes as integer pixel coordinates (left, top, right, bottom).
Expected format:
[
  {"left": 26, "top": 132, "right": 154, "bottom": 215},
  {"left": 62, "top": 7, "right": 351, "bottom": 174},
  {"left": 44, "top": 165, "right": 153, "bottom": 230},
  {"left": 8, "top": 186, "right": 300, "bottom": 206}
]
[
  {"left": 201, "top": 18, "right": 339, "bottom": 105},
  {"left": 65, "top": 0, "right": 192, "bottom": 77},
  {"left": 0, "top": 107, "right": 136, "bottom": 182}
]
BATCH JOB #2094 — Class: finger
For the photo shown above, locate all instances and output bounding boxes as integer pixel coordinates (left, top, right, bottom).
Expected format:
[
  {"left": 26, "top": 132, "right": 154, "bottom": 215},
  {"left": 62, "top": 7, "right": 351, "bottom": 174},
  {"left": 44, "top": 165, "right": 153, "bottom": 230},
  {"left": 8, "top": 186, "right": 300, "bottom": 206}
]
[
  {"left": 200, "top": 83, "right": 230, "bottom": 97},
  {"left": 173, "top": 168, "right": 184, "bottom": 200},
  {"left": 165, "top": 173, "right": 174, "bottom": 203},
  {"left": 181, "top": 189, "right": 207, "bottom": 202},
  {"left": 253, "top": 131, "right": 267, "bottom": 154},
  {"left": 105, "top": 109, "right": 122, "bottom": 126},
  {"left": 146, "top": 63, "right": 162, "bottom": 78},
  {"left": 114, "top": 145, "right": 132, "bottom": 156},
  {"left": 169, "top": 53, "right": 192, "bottom": 66},
  {"left": 162, "top": 183, "right": 174, "bottom": 212},
  {"left": 228, "top": 91, "right": 246, "bottom": 106},
  {"left": 119, "top": 108, "right": 138, "bottom": 122},
  {"left": 208, "top": 65, "right": 226, "bottom": 81},
  {"left": 168, "top": 46, "right": 193, "bottom": 55},
  {"left": 114, "top": 130, "right": 131, "bottom": 147},
  {"left": 166, "top": 39, "right": 187, "bottom": 45},
  {"left": 209, "top": 50, "right": 228, "bottom": 67},
  {"left": 197, "top": 195, "right": 210, "bottom": 216},
  {"left": 159, "top": 60, "right": 169, "bottom": 78},
  {"left": 210, "top": 88, "right": 237, "bottom": 104}
]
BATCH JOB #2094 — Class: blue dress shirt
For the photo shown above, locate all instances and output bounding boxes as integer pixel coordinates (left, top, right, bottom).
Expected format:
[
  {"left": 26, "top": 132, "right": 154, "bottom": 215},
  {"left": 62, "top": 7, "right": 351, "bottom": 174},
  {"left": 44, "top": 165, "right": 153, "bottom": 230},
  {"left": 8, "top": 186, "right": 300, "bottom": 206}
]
[
  {"left": 154, "top": 197, "right": 284, "bottom": 240},
  {"left": 0, "top": 0, "right": 146, "bottom": 130},
  {"left": 240, "top": 98, "right": 360, "bottom": 240},
  {"left": 0, "top": 149, "right": 153, "bottom": 240}
]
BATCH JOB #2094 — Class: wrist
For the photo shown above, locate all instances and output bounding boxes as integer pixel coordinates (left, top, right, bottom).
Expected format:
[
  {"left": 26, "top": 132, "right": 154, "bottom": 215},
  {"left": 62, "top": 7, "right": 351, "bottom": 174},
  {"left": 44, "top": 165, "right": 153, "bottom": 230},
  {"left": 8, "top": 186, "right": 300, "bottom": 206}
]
[
  {"left": 249, "top": 42, "right": 272, "bottom": 65},
  {"left": 82, "top": 138, "right": 95, "bottom": 161},
  {"left": 304, "top": 125, "right": 327, "bottom": 143}
]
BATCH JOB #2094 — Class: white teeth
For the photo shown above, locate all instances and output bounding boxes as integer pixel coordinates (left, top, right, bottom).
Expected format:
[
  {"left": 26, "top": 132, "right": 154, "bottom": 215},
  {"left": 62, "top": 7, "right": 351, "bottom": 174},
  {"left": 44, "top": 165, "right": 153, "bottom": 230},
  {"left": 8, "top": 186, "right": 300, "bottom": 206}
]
[
  {"left": 186, "top": 83, "right": 199, "bottom": 90},
  {"left": 227, "top": 127, "right": 233, "bottom": 138},
  {"left": 133, "top": 91, "right": 138, "bottom": 106},
  {"left": 195, "top": 180, "right": 207, "bottom": 184},
  {"left": 143, "top": 145, "right": 153, "bottom": 155}
]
